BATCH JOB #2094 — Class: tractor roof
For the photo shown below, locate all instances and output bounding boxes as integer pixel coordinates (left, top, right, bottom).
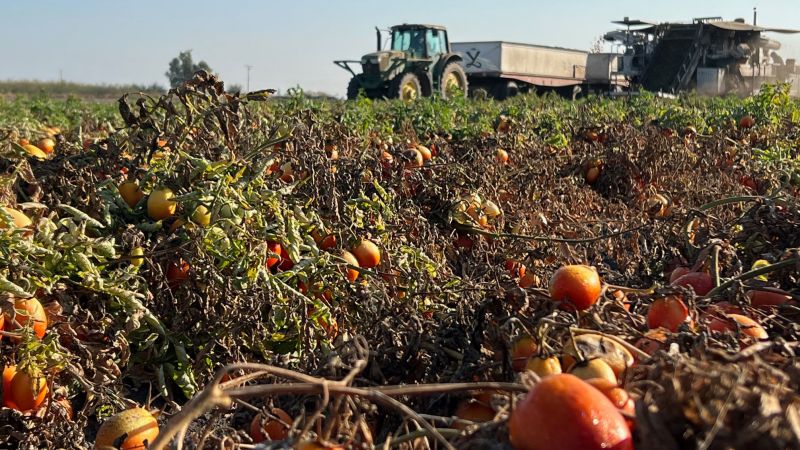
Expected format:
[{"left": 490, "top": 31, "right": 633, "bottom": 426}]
[{"left": 390, "top": 24, "right": 447, "bottom": 32}]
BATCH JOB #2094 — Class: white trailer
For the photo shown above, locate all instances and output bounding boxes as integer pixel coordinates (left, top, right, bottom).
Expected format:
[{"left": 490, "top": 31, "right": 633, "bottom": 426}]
[{"left": 452, "top": 41, "right": 624, "bottom": 99}]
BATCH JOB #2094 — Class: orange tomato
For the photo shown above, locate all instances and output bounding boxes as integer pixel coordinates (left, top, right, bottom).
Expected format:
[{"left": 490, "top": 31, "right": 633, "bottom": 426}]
[
  {"left": 5, "top": 297, "right": 48, "bottom": 339},
  {"left": 340, "top": 250, "right": 360, "bottom": 282},
  {"left": 585, "top": 378, "right": 635, "bottom": 429},
  {"left": 508, "top": 374, "right": 633, "bottom": 450},
  {"left": 9, "top": 369, "right": 48, "bottom": 411},
  {"left": 266, "top": 241, "right": 282, "bottom": 269},
  {"left": 118, "top": 181, "right": 145, "bottom": 209},
  {"left": 250, "top": 408, "right": 292, "bottom": 442},
  {"left": 416, "top": 145, "right": 432, "bottom": 161},
  {"left": 0, "top": 207, "right": 32, "bottom": 229},
  {"left": 277, "top": 246, "right": 294, "bottom": 271},
  {"left": 319, "top": 234, "right": 337, "bottom": 251},
  {"left": 2, "top": 365, "right": 19, "bottom": 409},
  {"left": 518, "top": 272, "right": 539, "bottom": 289},
  {"left": 352, "top": 239, "right": 380, "bottom": 269},
  {"left": 746, "top": 289, "right": 792, "bottom": 309},
  {"left": 511, "top": 336, "right": 537, "bottom": 372},
  {"left": 453, "top": 399, "right": 495, "bottom": 429},
  {"left": 647, "top": 296, "right": 691, "bottom": 332},
  {"left": 505, "top": 259, "right": 526, "bottom": 278},
  {"left": 548, "top": 265, "right": 602, "bottom": 311},
  {"left": 36, "top": 138, "right": 55, "bottom": 154},
  {"left": 496, "top": 148, "right": 509, "bottom": 164},
  {"left": 95, "top": 407, "right": 159, "bottom": 450},
  {"left": 568, "top": 358, "right": 617, "bottom": 384},
  {"left": 707, "top": 313, "right": 767, "bottom": 340},
  {"left": 670, "top": 272, "right": 713, "bottom": 296},
  {"left": 525, "top": 356, "right": 562, "bottom": 377}
]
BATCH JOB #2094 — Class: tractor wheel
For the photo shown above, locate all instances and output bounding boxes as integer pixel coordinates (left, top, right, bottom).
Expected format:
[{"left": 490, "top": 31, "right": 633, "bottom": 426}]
[
  {"left": 440, "top": 62, "right": 468, "bottom": 99},
  {"left": 391, "top": 73, "right": 422, "bottom": 101},
  {"left": 347, "top": 75, "right": 367, "bottom": 100}
]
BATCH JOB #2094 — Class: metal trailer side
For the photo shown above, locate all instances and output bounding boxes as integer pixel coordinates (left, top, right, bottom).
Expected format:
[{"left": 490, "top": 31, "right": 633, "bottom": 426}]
[
  {"left": 451, "top": 41, "right": 589, "bottom": 98},
  {"left": 453, "top": 41, "right": 623, "bottom": 98}
]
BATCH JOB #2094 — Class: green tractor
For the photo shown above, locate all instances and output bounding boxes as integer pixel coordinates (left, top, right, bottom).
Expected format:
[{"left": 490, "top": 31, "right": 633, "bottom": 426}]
[{"left": 335, "top": 24, "right": 468, "bottom": 100}]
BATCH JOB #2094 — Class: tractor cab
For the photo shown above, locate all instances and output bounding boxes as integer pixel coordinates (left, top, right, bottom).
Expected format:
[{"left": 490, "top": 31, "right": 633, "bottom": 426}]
[
  {"left": 335, "top": 24, "right": 468, "bottom": 100},
  {"left": 390, "top": 24, "right": 448, "bottom": 59}
]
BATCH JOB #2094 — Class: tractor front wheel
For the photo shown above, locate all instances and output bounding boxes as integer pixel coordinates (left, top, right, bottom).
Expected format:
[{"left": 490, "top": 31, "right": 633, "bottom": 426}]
[
  {"left": 347, "top": 74, "right": 367, "bottom": 100},
  {"left": 440, "top": 62, "right": 469, "bottom": 99},
  {"left": 391, "top": 73, "right": 422, "bottom": 101}
]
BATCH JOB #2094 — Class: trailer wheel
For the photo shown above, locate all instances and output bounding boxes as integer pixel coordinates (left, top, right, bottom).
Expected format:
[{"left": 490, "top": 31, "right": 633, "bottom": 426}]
[
  {"left": 391, "top": 73, "right": 422, "bottom": 101},
  {"left": 494, "top": 80, "right": 519, "bottom": 100},
  {"left": 440, "top": 62, "right": 469, "bottom": 99},
  {"left": 347, "top": 75, "right": 367, "bottom": 100}
]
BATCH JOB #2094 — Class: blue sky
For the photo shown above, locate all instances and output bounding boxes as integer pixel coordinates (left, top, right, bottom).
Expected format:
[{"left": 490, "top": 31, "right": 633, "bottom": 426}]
[{"left": 2, "top": 0, "right": 799, "bottom": 96}]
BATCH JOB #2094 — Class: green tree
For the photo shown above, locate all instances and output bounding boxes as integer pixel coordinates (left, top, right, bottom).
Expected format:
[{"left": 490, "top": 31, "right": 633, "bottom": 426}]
[{"left": 165, "top": 50, "right": 212, "bottom": 88}]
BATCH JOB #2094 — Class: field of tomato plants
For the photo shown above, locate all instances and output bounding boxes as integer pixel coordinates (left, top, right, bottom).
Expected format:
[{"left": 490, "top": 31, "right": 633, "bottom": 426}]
[{"left": 1, "top": 72, "right": 800, "bottom": 450}]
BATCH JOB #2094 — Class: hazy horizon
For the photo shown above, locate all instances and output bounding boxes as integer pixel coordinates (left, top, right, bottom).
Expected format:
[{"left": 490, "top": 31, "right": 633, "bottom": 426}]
[{"left": 2, "top": 0, "right": 799, "bottom": 97}]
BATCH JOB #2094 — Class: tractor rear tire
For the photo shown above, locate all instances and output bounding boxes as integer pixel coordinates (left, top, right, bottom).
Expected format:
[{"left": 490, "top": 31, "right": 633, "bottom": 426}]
[
  {"left": 390, "top": 73, "right": 422, "bottom": 101},
  {"left": 347, "top": 75, "right": 367, "bottom": 100},
  {"left": 440, "top": 62, "right": 469, "bottom": 99}
]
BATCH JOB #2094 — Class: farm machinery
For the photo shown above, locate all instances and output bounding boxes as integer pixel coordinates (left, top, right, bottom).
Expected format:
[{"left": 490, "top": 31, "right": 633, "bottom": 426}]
[
  {"left": 604, "top": 15, "right": 800, "bottom": 96},
  {"left": 334, "top": 24, "right": 468, "bottom": 100}
]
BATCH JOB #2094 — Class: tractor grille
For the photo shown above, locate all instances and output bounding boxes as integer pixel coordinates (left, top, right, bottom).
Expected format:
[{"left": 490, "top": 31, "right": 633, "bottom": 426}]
[{"left": 363, "top": 62, "right": 380, "bottom": 76}]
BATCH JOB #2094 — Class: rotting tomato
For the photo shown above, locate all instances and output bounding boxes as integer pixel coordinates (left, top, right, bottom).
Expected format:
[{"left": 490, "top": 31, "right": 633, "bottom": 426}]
[
  {"left": 562, "top": 333, "right": 633, "bottom": 378},
  {"left": 548, "top": 265, "right": 602, "bottom": 311},
  {"left": 508, "top": 374, "right": 633, "bottom": 450}
]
